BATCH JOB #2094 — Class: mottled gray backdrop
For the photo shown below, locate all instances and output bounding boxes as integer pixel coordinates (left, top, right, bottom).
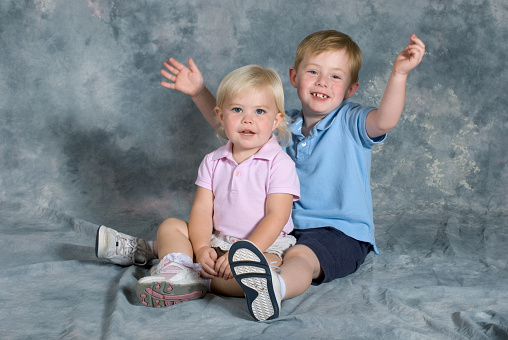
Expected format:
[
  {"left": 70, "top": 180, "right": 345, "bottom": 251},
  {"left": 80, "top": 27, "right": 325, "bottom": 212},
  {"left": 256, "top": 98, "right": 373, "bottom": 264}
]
[{"left": 1, "top": 1, "right": 507, "bottom": 339}]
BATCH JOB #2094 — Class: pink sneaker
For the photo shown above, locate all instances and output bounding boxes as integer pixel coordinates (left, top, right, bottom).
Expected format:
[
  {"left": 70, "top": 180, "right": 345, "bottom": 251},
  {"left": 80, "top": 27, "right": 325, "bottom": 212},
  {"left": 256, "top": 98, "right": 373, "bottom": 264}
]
[{"left": 136, "top": 260, "right": 207, "bottom": 308}]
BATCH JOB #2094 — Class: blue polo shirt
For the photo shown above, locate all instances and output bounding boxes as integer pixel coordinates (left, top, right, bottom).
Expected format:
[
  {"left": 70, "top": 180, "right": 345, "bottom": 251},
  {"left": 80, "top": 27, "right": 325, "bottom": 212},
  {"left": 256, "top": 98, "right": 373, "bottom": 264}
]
[{"left": 285, "top": 99, "right": 384, "bottom": 254}]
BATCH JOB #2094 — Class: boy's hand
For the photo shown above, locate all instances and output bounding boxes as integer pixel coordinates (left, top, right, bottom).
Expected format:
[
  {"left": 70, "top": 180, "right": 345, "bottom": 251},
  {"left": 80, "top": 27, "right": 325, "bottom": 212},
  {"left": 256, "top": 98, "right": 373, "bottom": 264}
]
[
  {"left": 214, "top": 252, "right": 233, "bottom": 280},
  {"left": 393, "top": 34, "right": 425, "bottom": 75},
  {"left": 195, "top": 246, "right": 218, "bottom": 279},
  {"left": 160, "top": 57, "right": 205, "bottom": 98}
]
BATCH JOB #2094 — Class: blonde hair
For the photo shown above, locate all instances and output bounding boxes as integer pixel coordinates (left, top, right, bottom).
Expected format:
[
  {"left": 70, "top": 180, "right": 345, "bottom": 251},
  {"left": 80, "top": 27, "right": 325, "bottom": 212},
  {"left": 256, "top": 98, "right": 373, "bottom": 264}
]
[
  {"left": 215, "top": 65, "right": 291, "bottom": 147},
  {"left": 294, "top": 30, "right": 363, "bottom": 86}
]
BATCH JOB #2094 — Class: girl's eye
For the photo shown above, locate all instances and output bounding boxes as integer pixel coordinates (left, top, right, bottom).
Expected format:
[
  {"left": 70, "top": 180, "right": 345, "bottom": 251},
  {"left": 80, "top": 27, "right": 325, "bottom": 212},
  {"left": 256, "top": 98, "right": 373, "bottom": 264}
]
[
  {"left": 332, "top": 75, "right": 341, "bottom": 80},
  {"left": 309, "top": 70, "right": 318, "bottom": 75},
  {"left": 255, "top": 109, "right": 265, "bottom": 115},
  {"left": 233, "top": 108, "right": 242, "bottom": 113}
]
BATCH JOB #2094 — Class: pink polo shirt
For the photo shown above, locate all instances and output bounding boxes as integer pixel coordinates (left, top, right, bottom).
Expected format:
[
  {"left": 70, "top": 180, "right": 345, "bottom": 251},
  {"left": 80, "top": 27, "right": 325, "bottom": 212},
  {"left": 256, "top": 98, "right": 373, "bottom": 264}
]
[{"left": 195, "top": 135, "right": 300, "bottom": 239}]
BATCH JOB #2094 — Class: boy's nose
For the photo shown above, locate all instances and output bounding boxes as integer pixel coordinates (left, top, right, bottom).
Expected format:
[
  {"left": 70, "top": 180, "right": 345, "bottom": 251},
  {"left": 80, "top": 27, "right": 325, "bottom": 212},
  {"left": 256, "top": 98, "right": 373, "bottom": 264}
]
[{"left": 316, "top": 75, "right": 328, "bottom": 87}]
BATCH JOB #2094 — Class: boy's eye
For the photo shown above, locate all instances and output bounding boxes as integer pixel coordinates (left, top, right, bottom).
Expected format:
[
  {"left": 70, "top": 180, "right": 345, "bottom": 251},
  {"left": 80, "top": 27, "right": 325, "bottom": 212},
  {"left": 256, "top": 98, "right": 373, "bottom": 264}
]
[
  {"left": 233, "top": 107, "right": 242, "bottom": 113},
  {"left": 255, "top": 109, "right": 265, "bottom": 115},
  {"left": 332, "top": 75, "right": 341, "bottom": 80},
  {"left": 309, "top": 70, "right": 318, "bottom": 75}
]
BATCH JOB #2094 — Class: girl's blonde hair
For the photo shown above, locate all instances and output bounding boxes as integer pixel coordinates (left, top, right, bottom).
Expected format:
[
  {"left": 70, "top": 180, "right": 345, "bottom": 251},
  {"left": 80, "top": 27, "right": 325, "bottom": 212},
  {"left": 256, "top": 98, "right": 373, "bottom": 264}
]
[{"left": 215, "top": 65, "right": 291, "bottom": 147}]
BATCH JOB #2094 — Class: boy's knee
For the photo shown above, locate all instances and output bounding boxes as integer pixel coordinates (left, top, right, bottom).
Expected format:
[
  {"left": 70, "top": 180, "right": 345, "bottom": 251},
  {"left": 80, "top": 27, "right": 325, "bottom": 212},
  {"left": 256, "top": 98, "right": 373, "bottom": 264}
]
[
  {"left": 285, "top": 244, "right": 316, "bottom": 262},
  {"left": 284, "top": 244, "right": 321, "bottom": 275}
]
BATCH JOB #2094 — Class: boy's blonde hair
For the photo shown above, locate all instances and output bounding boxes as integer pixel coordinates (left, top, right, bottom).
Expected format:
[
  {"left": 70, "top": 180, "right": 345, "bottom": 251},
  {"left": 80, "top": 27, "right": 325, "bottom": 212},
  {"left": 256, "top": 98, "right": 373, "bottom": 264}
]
[
  {"left": 294, "top": 30, "right": 363, "bottom": 86},
  {"left": 216, "top": 65, "right": 291, "bottom": 147}
]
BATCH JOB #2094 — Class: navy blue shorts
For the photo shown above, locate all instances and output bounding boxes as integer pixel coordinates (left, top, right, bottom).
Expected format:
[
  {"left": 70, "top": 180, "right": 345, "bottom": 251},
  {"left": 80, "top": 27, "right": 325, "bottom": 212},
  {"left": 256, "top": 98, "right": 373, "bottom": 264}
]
[{"left": 291, "top": 227, "right": 372, "bottom": 285}]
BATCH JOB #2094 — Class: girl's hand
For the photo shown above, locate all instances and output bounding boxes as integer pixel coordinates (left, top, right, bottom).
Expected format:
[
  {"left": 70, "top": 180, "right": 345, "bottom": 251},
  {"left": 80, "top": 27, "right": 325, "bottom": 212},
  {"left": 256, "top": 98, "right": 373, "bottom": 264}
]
[
  {"left": 160, "top": 57, "right": 205, "bottom": 98},
  {"left": 195, "top": 246, "right": 217, "bottom": 279},
  {"left": 215, "top": 252, "right": 233, "bottom": 280}
]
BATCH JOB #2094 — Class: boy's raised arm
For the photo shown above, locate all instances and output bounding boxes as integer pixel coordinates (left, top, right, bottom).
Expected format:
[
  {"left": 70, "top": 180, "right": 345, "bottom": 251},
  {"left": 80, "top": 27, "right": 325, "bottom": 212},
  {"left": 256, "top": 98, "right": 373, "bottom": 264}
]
[
  {"left": 366, "top": 34, "right": 425, "bottom": 138},
  {"left": 161, "top": 57, "right": 219, "bottom": 129}
]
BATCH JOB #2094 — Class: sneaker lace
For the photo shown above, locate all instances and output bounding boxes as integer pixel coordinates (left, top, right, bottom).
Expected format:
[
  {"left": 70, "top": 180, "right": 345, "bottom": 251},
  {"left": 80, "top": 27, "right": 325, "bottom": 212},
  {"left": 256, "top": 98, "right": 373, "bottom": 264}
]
[
  {"left": 115, "top": 235, "right": 148, "bottom": 266},
  {"left": 269, "top": 261, "right": 282, "bottom": 275}
]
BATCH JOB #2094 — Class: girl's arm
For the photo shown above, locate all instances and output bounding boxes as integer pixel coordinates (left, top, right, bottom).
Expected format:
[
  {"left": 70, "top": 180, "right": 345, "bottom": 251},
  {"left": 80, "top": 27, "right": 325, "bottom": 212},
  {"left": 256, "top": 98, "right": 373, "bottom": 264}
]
[
  {"left": 188, "top": 186, "right": 217, "bottom": 278},
  {"left": 214, "top": 192, "right": 294, "bottom": 280},
  {"left": 160, "top": 57, "right": 219, "bottom": 129},
  {"left": 247, "top": 193, "right": 294, "bottom": 252}
]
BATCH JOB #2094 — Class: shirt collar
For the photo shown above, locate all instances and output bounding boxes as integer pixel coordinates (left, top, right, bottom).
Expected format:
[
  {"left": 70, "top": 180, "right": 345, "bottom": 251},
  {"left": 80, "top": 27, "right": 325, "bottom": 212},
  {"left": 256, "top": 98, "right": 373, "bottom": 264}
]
[
  {"left": 212, "top": 134, "right": 281, "bottom": 162},
  {"left": 290, "top": 99, "right": 351, "bottom": 137}
]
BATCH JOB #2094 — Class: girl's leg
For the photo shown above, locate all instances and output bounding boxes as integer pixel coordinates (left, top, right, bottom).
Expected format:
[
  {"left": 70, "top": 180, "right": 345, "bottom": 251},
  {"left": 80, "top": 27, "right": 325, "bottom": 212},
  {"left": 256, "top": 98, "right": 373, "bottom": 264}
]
[
  {"left": 210, "top": 277, "right": 244, "bottom": 297},
  {"left": 209, "top": 252, "right": 281, "bottom": 297},
  {"left": 153, "top": 218, "right": 193, "bottom": 259},
  {"left": 136, "top": 218, "right": 206, "bottom": 307}
]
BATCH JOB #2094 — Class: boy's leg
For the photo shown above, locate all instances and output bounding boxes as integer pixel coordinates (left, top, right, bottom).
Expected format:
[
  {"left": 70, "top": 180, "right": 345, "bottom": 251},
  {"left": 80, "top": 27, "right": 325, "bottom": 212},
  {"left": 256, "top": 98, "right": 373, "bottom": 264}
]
[
  {"left": 284, "top": 227, "right": 372, "bottom": 297},
  {"left": 278, "top": 244, "right": 322, "bottom": 299},
  {"left": 228, "top": 241, "right": 291, "bottom": 321}
]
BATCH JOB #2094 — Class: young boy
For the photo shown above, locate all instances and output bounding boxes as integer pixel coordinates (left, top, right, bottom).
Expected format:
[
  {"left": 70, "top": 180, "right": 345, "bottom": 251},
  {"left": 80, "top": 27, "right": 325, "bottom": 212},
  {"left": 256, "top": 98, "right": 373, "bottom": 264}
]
[{"left": 159, "top": 30, "right": 425, "bottom": 320}]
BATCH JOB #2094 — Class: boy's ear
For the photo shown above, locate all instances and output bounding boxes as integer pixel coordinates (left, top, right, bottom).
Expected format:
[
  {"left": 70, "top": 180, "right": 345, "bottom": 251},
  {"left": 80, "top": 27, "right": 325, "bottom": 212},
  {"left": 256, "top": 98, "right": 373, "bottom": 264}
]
[
  {"left": 344, "top": 82, "right": 360, "bottom": 99},
  {"left": 289, "top": 67, "right": 298, "bottom": 88}
]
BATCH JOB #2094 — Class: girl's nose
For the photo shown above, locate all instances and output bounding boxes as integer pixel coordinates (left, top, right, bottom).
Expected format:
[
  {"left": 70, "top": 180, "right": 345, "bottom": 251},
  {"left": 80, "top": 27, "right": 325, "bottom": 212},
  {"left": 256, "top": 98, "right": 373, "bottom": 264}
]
[{"left": 241, "top": 112, "right": 254, "bottom": 124}]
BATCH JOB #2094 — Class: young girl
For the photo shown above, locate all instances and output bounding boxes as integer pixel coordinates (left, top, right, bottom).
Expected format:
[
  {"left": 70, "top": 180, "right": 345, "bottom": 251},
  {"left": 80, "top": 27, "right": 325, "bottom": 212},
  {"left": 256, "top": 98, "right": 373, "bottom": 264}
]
[{"left": 96, "top": 65, "right": 300, "bottom": 310}]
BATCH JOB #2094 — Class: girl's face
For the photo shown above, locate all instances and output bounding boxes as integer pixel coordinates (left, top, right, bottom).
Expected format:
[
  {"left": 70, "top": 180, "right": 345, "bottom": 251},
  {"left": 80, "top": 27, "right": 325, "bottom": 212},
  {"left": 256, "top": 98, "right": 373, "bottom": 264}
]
[{"left": 216, "top": 88, "right": 283, "bottom": 164}]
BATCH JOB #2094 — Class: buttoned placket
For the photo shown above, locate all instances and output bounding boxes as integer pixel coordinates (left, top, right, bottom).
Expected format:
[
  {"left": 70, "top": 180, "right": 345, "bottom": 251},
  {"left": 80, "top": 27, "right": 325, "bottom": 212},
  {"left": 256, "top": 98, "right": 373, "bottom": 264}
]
[
  {"left": 230, "top": 163, "right": 242, "bottom": 195},
  {"left": 294, "top": 126, "right": 311, "bottom": 161}
]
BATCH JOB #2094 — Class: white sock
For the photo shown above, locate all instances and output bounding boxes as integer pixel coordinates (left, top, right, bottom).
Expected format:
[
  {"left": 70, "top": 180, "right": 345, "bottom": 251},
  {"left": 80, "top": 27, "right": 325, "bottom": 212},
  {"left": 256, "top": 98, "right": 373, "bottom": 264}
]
[
  {"left": 278, "top": 275, "right": 286, "bottom": 300},
  {"left": 162, "top": 253, "right": 194, "bottom": 269},
  {"left": 147, "top": 241, "right": 155, "bottom": 254},
  {"left": 203, "top": 278, "right": 212, "bottom": 291}
]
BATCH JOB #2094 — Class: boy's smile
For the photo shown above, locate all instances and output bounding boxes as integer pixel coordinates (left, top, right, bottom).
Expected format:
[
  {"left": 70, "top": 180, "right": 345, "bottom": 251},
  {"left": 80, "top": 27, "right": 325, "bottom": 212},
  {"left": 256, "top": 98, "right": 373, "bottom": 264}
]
[
  {"left": 290, "top": 49, "right": 359, "bottom": 134},
  {"left": 216, "top": 89, "right": 283, "bottom": 164}
]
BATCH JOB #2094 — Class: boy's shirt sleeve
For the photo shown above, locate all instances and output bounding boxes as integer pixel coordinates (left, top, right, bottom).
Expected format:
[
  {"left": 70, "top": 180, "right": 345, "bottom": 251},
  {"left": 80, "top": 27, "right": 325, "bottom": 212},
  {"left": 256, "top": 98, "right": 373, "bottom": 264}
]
[{"left": 342, "top": 103, "right": 386, "bottom": 148}]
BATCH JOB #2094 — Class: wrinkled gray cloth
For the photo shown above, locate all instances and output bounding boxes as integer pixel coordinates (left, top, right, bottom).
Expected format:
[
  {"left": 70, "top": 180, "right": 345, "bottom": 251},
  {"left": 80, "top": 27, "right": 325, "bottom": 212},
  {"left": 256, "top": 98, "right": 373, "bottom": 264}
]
[{"left": 1, "top": 1, "right": 507, "bottom": 339}]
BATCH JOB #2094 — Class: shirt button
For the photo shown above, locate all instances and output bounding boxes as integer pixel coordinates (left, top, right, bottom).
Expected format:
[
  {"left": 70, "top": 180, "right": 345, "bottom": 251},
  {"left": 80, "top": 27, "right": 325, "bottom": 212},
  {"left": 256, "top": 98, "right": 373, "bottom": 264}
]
[
  {"left": 301, "top": 142, "right": 307, "bottom": 146},
  {"left": 235, "top": 171, "right": 241, "bottom": 177}
]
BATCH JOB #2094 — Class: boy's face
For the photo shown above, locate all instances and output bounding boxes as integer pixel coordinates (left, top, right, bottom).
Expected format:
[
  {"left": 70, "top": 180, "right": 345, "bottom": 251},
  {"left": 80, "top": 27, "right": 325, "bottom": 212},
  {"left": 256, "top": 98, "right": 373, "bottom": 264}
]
[
  {"left": 289, "top": 49, "right": 359, "bottom": 120},
  {"left": 215, "top": 89, "right": 283, "bottom": 162}
]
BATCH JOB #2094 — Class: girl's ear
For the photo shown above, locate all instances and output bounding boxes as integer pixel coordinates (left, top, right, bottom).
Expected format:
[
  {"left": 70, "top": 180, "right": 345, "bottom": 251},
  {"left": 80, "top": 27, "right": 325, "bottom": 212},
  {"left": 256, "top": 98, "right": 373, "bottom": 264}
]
[
  {"left": 215, "top": 107, "right": 224, "bottom": 125},
  {"left": 272, "top": 112, "right": 284, "bottom": 131}
]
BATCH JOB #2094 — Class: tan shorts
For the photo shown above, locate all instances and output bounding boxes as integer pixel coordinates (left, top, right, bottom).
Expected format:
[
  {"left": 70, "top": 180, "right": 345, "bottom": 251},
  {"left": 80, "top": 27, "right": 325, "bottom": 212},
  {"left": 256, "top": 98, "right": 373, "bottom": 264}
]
[{"left": 210, "top": 232, "right": 296, "bottom": 260}]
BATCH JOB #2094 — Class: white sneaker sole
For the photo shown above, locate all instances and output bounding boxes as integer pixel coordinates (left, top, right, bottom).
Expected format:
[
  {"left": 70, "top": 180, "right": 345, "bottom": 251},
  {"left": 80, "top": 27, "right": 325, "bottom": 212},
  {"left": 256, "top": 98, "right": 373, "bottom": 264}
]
[{"left": 228, "top": 240, "right": 280, "bottom": 321}]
